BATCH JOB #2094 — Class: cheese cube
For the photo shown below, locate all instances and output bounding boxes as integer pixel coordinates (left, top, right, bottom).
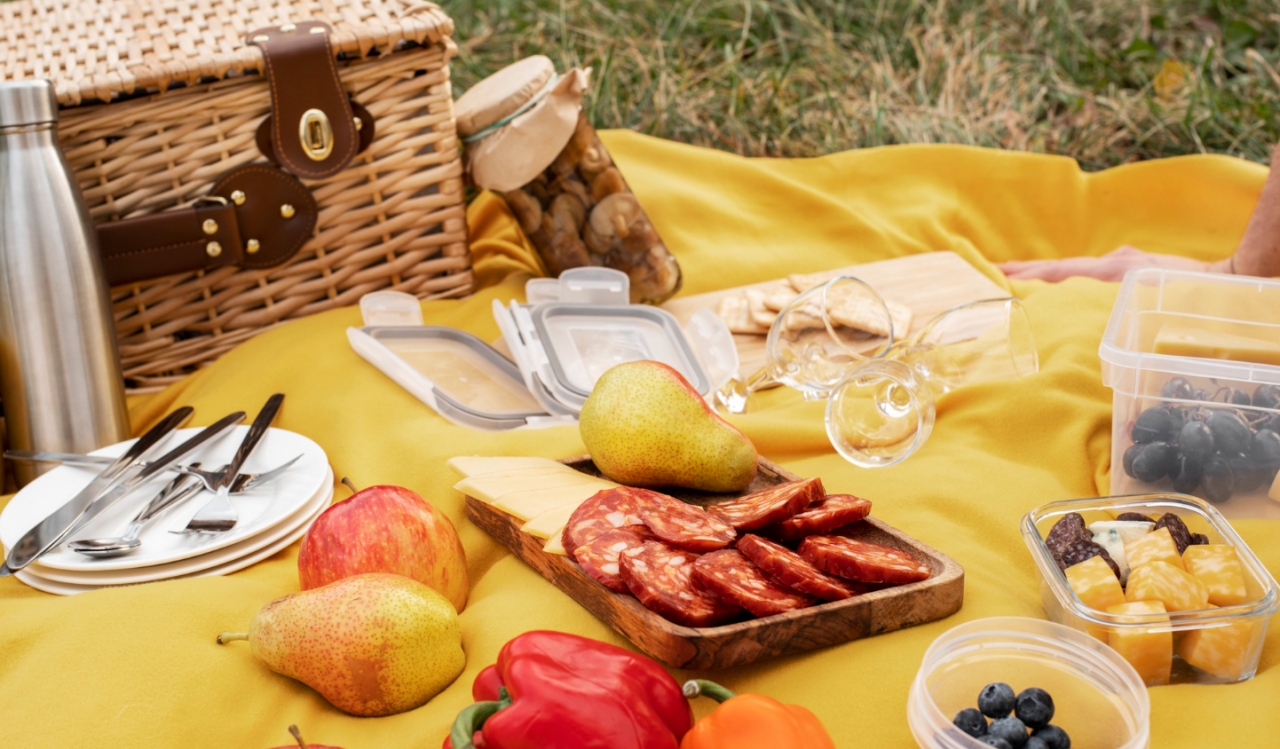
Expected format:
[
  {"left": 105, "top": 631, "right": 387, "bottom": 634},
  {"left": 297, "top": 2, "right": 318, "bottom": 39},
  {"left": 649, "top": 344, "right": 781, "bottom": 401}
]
[
  {"left": 1125, "top": 561, "right": 1209, "bottom": 612},
  {"left": 1066, "top": 555, "right": 1128, "bottom": 641},
  {"left": 1183, "top": 545, "right": 1249, "bottom": 606},
  {"left": 1178, "top": 610, "right": 1260, "bottom": 681},
  {"left": 1124, "top": 527, "right": 1183, "bottom": 571},
  {"left": 1154, "top": 325, "right": 1280, "bottom": 367},
  {"left": 1106, "top": 600, "right": 1173, "bottom": 686}
]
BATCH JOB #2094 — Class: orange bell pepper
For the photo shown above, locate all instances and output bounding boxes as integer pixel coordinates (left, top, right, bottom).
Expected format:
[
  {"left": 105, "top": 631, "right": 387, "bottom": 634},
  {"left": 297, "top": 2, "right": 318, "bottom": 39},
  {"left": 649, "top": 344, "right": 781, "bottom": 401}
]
[{"left": 679, "top": 680, "right": 836, "bottom": 749}]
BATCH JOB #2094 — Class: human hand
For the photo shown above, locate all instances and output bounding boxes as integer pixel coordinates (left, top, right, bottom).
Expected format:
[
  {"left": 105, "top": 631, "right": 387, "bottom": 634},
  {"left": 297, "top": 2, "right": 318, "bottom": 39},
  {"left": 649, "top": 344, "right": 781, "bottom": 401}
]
[{"left": 997, "top": 246, "right": 1224, "bottom": 282}]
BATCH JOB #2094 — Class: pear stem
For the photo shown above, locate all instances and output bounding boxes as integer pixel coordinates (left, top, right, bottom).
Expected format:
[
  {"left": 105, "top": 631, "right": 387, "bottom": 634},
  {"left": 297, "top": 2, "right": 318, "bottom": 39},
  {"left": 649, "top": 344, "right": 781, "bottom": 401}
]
[
  {"left": 288, "top": 725, "right": 308, "bottom": 749},
  {"left": 341, "top": 476, "right": 359, "bottom": 494},
  {"left": 216, "top": 632, "right": 249, "bottom": 644}
]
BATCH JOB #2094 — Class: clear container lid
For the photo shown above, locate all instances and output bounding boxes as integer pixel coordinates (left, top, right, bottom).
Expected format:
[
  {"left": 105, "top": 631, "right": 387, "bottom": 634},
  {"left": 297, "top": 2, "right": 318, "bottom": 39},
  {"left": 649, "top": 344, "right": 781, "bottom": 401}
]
[{"left": 1021, "top": 493, "right": 1280, "bottom": 630}]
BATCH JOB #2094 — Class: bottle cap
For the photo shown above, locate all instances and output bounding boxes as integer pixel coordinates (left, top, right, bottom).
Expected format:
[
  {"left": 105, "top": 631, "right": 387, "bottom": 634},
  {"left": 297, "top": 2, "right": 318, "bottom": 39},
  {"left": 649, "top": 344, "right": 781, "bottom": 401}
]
[{"left": 0, "top": 79, "right": 58, "bottom": 128}]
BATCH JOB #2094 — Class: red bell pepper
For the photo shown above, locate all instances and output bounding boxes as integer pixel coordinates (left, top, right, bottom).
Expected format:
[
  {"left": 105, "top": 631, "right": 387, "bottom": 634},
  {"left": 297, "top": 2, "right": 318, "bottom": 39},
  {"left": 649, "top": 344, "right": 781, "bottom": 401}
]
[{"left": 444, "top": 631, "right": 694, "bottom": 749}]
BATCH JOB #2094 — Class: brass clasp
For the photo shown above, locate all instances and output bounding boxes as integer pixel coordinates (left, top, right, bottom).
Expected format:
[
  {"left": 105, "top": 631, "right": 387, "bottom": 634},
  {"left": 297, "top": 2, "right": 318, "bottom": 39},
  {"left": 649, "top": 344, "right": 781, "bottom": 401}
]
[{"left": 299, "top": 109, "right": 334, "bottom": 161}]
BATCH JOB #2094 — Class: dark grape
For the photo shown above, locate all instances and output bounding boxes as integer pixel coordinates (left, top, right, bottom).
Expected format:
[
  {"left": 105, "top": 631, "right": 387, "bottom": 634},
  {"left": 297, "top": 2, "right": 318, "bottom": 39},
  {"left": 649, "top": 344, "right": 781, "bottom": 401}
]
[
  {"left": 1206, "top": 411, "right": 1251, "bottom": 455},
  {"left": 1192, "top": 388, "right": 1210, "bottom": 401},
  {"left": 1121, "top": 443, "right": 1143, "bottom": 479},
  {"left": 1177, "top": 420, "right": 1214, "bottom": 459},
  {"left": 1201, "top": 456, "right": 1235, "bottom": 504},
  {"left": 1161, "top": 377, "right": 1194, "bottom": 400},
  {"left": 1132, "top": 407, "right": 1181, "bottom": 443},
  {"left": 1250, "top": 429, "right": 1280, "bottom": 468},
  {"left": 1254, "top": 384, "right": 1280, "bottom": 410},
  {"left": 1132, "top": 442, "right": 1176, "bottom": 483},
  {"left": 1226, "top": 388, "right": 1253, "bottom": 406},
  {"left": 1170, "top": 453, "right": 1203, "bottom": 494}
]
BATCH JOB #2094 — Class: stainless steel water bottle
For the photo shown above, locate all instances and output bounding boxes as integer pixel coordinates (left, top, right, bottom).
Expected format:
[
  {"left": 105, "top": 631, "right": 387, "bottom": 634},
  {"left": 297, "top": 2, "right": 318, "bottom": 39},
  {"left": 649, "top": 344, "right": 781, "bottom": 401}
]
[{"left": 0, "top": 79, "right": 130, "bottom": 486}]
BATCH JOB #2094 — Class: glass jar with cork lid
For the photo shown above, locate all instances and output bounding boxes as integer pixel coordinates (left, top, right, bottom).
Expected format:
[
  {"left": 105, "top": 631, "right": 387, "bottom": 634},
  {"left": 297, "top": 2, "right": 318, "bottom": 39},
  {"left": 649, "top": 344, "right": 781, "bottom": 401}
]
[{"left": 454, "top": 56, "right": 682, "bottom": 304}]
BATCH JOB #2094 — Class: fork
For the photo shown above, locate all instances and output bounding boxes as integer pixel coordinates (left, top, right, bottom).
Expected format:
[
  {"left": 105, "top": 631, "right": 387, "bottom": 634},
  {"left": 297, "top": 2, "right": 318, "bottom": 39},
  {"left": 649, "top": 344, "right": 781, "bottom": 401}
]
[{"left": 4, "top": 449, "right": 285, "bottom": 492}]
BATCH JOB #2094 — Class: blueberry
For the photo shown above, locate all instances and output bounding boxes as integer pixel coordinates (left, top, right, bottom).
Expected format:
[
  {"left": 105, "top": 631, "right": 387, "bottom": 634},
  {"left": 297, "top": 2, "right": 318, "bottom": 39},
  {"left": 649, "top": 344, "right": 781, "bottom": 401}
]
[
  {"left": 1177, "top": 420, "right": 1214, "bottom": 459},
  {"left": 1131, "top": 441, "right": 1176, "bottom": 483},
  {"left": 1025, "top": 739, "right": 1050, "bottom": 749},
  {"left": 978, "top": 682, "right": 1017, "bottom": 718},
  {"left": 989, "top": 716, "right": 1029, "bottom": 747},
  {"left": 1133, "top": 407, "right": 1181, "bottom": 443},
  {"left": 1014, "top": 687, "right": 1055, "bottom": 729},
  {"left": 953, "top": 707, "right": 988, "bottom": 737},
  {"left": 981, "top": 738, "right": 1014, "bottom": 749},
  {"left": 1032, "top": 724, "right": 1071, "bottom": 749}
]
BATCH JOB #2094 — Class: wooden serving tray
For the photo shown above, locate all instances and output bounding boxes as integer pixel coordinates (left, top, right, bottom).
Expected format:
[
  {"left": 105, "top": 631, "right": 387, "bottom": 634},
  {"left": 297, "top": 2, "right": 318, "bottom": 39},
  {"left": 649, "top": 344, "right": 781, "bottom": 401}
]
[{"left": 465, "top": 455, "right": 965, "bottom": 669}]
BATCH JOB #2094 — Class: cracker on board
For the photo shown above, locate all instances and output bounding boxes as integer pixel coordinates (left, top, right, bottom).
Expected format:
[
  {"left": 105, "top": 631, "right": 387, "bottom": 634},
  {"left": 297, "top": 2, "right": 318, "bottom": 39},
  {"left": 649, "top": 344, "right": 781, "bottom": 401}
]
[
  {"left": 715, "top": 294, "right": 768, "bottom": 334},
  {"left": 745, "top": 289, "right": 778, "bottom": 328},
  {"left": 825, "top": 286, "right": 914, "bottom": 338},
  {"left": 787, "top": 271, "right": 841, "bottom": 293},
  {"left": 762, "top": 284, "right": 800, "bottom": 312}
]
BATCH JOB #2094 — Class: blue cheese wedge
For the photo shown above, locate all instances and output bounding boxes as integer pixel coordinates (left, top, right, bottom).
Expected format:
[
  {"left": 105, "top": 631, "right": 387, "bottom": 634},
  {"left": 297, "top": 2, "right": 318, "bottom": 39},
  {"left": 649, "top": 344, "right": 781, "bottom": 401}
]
[
  {"left": 1088, "top": 520, "right": 1153, "bottom": 545},
  {"left": 1092, "top": 528, "right": 1130, "bottom": 583}
]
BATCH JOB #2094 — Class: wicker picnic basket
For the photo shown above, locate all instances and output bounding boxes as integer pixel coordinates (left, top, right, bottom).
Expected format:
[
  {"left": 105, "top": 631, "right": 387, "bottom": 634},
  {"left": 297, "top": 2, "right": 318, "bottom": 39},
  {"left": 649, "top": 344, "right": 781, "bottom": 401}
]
[{"left": 0, "top": 0, "right": 470, "bottom": 390}]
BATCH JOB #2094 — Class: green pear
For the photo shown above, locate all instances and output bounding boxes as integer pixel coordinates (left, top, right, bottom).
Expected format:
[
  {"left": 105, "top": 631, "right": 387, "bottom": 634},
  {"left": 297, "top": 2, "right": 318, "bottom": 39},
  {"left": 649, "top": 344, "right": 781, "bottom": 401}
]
[
  {"left": 218, "top": 573, "right": 464, "bottom": 717},
  {"left": 579, "top": 360, "right": 758, "bottom": 492}
]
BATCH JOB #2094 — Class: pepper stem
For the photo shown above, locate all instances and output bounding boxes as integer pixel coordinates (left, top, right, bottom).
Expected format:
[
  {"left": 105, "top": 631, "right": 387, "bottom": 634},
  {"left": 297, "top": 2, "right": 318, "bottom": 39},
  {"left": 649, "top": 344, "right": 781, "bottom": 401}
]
[
  {"left": 449, "top": 687, "right": 512, "bottom": 749},
  {"left": 683, "top": 679, "right": 737, "bottom": 703},
  {"left": 288, "top": 725, "right": 308, "bottom": 749},
  {"left": 217, "top": 632, "right": 248, "bottom": 644}
]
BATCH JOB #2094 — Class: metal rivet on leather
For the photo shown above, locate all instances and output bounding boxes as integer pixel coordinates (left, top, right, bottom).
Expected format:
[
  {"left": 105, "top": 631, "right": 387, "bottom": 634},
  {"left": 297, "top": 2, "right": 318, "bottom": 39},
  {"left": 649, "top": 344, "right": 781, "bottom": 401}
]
[
  {"left": 280, "top": 23, "right": 296, "bottom": 32},
  {"left": 202, "top": 219, "right": 218, "bottom": 236},
  {"left": 280, "top": 204, "right": 296, "bottom": 219},
  {"left": 246, "top": 239, "right": 261, "bottom": 254},
  {"left": 206, "top": 241, "right": 222, "bottom": 258},
  {"left": 298, "top": 108, "right": 334, "bottom": 162},
  {"left": 231, "top": 190, "right": 246, "bottom": 206},
  {"left": 252, "top": 34, "right": 269, "bottom": 43},
  {"left": 354, "top": 116, "right": 363, "bottom": 132},
  {"left": 309, "top": 27, "right": 325, "bottom": 34}
]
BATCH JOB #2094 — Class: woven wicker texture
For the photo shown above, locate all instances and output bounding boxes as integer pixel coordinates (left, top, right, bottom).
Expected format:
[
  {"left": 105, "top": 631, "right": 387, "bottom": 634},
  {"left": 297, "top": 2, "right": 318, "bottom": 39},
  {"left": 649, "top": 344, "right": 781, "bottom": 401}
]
[{"left": 2, "top": 0, "right": 470, "bottom": 390}]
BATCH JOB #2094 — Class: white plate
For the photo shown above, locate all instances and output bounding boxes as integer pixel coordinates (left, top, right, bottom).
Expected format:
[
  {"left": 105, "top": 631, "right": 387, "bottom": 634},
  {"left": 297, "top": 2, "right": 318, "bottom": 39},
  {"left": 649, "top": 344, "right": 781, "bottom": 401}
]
[
  {"left": 14, "top": 488, "right": 331, "bottom": 595},
  {"left": 28, "top": 470, "right": 333, "bottom": 585},
  {"left": 0, "top": 426, "right": 329, "bottom": 572}
]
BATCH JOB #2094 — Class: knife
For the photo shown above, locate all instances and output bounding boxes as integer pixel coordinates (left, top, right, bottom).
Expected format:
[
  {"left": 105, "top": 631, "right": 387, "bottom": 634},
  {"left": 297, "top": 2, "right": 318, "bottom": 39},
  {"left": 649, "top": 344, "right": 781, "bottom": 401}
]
[
  {"left": 179, "top": 393, "right": 284, "bottom": 533},
  {"left": 2, "top": 409, "right": 246, "bottom": 573},
  {"left": 0, "top": 406, "right": 194, "bottom": 578}
]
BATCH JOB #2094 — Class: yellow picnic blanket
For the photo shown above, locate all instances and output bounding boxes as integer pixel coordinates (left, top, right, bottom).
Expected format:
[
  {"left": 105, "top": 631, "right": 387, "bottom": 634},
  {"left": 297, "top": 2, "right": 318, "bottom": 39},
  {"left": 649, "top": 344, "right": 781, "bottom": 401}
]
[{"left": 3, "top": 133, "right": 1279, "bottom": 748}]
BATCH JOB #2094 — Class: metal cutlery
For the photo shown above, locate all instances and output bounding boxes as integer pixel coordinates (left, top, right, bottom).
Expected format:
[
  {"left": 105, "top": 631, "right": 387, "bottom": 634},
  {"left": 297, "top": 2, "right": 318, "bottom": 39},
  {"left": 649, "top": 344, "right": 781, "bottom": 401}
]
[
  {"left": 6, "top": 449, "right": 288, "bottom": 492},
  {"left": 0, "top": 406, "right": 195, "bottom": 577},
  {"left": 177, "top": 394, "right": 284, "bottom": 534}
]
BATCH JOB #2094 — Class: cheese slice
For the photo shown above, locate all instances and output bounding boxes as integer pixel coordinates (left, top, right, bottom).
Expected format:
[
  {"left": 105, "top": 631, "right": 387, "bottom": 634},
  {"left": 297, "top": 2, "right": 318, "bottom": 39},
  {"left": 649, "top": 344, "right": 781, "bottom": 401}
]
[
  {"left": 1153, "top": 325, "right": 1280, "bottom": 367},
  {"left": 543, "top": 532, "right": 569, "bottom": 556},
  {"left": 454, "top": 470, "right": 602, "bottom": 504},
  {"left": 446, "top": 456, "right": 570, "bottom": 478},
  {"left": 493, "top": 481, "right": 616, "bottom": 522},
  {"left": 522, "top": 501, "right": 592, "bottom": 540}
]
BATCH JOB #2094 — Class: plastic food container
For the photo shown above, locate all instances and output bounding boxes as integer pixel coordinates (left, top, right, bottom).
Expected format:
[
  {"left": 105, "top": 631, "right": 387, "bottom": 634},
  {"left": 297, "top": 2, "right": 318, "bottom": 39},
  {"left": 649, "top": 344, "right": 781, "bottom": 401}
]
[
  {"left": 1022, "top": 494, "right": 1279, "bottom": 685},
  {"left": 908, "top": 617, "right": 1150, "bottom": 749},
  {"left": 1100, "top": 269, "right": 1280, "bottom": 519}
]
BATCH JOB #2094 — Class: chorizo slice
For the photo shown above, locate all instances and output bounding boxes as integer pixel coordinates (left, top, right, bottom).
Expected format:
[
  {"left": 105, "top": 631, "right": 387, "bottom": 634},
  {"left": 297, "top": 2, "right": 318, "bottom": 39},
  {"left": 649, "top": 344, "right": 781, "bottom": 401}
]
[
  {"left": 572, "top": 525, "right": 654, "bottom": 592},
  {"left": 707, "top": 477, "right": 824, "bottom": 531},
  {"left": 799, "top": 535, "right": 931, "bottom": 585},
  {"left": 635, "top": 490, "right": 736, "bottom": 552},
  {"left": 737, "top": 534, "right": 866, "bottom": 601},
  {"left": 692, "top": 549, "right": 817, "bottom": 617},
  {"left": 771, "top": 494, "right": 872, "bottom": 540},
  {"left": 561, "top": 487, "right": 652, "bottom": 556},
  {"left": 619, "top": 541, "right": 742, "bottom": 628}
]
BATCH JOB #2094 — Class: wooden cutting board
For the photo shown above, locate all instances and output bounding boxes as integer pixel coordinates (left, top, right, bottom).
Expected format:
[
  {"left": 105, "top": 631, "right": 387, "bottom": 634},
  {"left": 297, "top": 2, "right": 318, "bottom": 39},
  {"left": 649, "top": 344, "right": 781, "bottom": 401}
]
[
  {"left": 661, "top": 251, "right": 1008, "bottom": 379},
  {"left": 464, "top": 456, "right": 965, "bottom": 669}
]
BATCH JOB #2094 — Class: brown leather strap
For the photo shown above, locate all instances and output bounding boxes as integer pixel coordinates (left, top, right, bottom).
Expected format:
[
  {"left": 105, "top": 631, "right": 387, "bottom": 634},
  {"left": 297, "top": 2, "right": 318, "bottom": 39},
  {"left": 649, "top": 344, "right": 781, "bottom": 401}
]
[
  {"left": 255, "top": 99, "right": 376, "bottom": 168},
  {"left": 247, "top": 22, "right": 359, "bottom": 180},
  {"left": 96, "top": 164, "right": 318, "bottom": 286}
]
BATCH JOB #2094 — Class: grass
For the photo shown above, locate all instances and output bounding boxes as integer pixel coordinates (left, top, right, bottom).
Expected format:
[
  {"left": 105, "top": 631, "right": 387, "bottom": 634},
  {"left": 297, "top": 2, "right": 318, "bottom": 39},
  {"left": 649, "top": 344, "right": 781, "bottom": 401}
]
[{"left": 447, "top": 0, "right": 1280, "bottom": 170}]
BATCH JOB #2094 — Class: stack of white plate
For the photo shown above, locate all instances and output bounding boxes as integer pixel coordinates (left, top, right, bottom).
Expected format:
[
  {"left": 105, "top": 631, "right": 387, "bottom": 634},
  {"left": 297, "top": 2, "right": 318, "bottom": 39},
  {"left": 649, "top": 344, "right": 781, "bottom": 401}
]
[{"left": 0, "top": 426, "right": 331, "bottom": 595}]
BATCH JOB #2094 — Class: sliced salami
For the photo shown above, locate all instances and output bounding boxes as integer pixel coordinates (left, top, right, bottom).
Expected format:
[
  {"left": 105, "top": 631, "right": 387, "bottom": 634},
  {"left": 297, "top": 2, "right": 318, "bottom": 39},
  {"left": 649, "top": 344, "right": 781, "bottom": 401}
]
[
  {"left": 636, "top": 491, "right": 736, "bottom": 552},
  {"left": 572, "top": 525, "right": 654, "bottom": 592},
  {"left": 771, "top": 494, "right": 872, "bottom": 540},
  {"left": 692, "top": 549, "right": 817, "bottom": 617},
  {"left": 800, "top": 535, "right": 931, "bottom": 584},
  {"left": 706, "top": 477, "right": 824, "bottom": 531},
  {"left": 737, "top": 534, "right": 865, "bottom": 601},
  {"left": 619, "top": 541, "right": 742, "bottom": 627},
  {"left": 561, "top": 487, "right": 652, "bottom": 556}
]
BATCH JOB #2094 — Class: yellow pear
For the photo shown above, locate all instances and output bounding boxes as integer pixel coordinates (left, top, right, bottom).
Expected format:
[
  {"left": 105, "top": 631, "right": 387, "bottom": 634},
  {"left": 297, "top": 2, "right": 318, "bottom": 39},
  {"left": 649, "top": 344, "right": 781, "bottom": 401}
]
[
  {"left": 579, "top": 361, "right": 758, "bottom": 492},
  {"left": 218, "top": 573, "right": 464, "bottom": 717}
]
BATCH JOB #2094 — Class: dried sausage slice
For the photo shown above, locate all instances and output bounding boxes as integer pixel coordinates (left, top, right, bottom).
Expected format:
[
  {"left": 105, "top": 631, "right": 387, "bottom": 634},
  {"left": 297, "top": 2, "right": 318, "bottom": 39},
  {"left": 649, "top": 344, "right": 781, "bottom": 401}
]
[
  {"left": 561, "top": 487, "right": 651, "bottom": 556},
  {"left": 737, "top": 534, "right": 865, "bottom": 601},
  {"left": 636, "top": 491, "right": 736, "bottom": 552},
  {"left": 619, "top": 541, "right": 742, "bottom": 627},
  {"left": 572, "top": 525, "right": 654, "bottom": 592},
  {"left": 706, "top": 478, "right": 824, "bottom": 531},
  {"left": 771, "top": 494, "right": 872, "bottom": 540},
  {"left": 692, "top": 549, "right": 816, "bottom": 617},
  {"left": 800, "top": 535, "right": 931, "bottom": 584}
]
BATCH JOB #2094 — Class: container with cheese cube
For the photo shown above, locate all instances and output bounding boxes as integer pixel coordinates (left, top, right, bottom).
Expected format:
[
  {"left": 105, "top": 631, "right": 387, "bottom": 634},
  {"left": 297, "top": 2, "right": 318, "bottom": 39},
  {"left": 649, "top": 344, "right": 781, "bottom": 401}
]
[{"left": 1023, "top": 494, "right": 1279, "bottom": 686}]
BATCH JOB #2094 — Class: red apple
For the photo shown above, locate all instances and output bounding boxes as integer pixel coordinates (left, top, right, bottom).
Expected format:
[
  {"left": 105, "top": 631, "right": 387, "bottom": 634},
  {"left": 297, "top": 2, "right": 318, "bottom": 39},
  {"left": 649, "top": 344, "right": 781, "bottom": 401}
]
[
  {"left": 270, "top": 725, "right": 343, "bottom": 749},
  {"left": 298, "top": 485, "right": 468, "bottom": 612}
]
